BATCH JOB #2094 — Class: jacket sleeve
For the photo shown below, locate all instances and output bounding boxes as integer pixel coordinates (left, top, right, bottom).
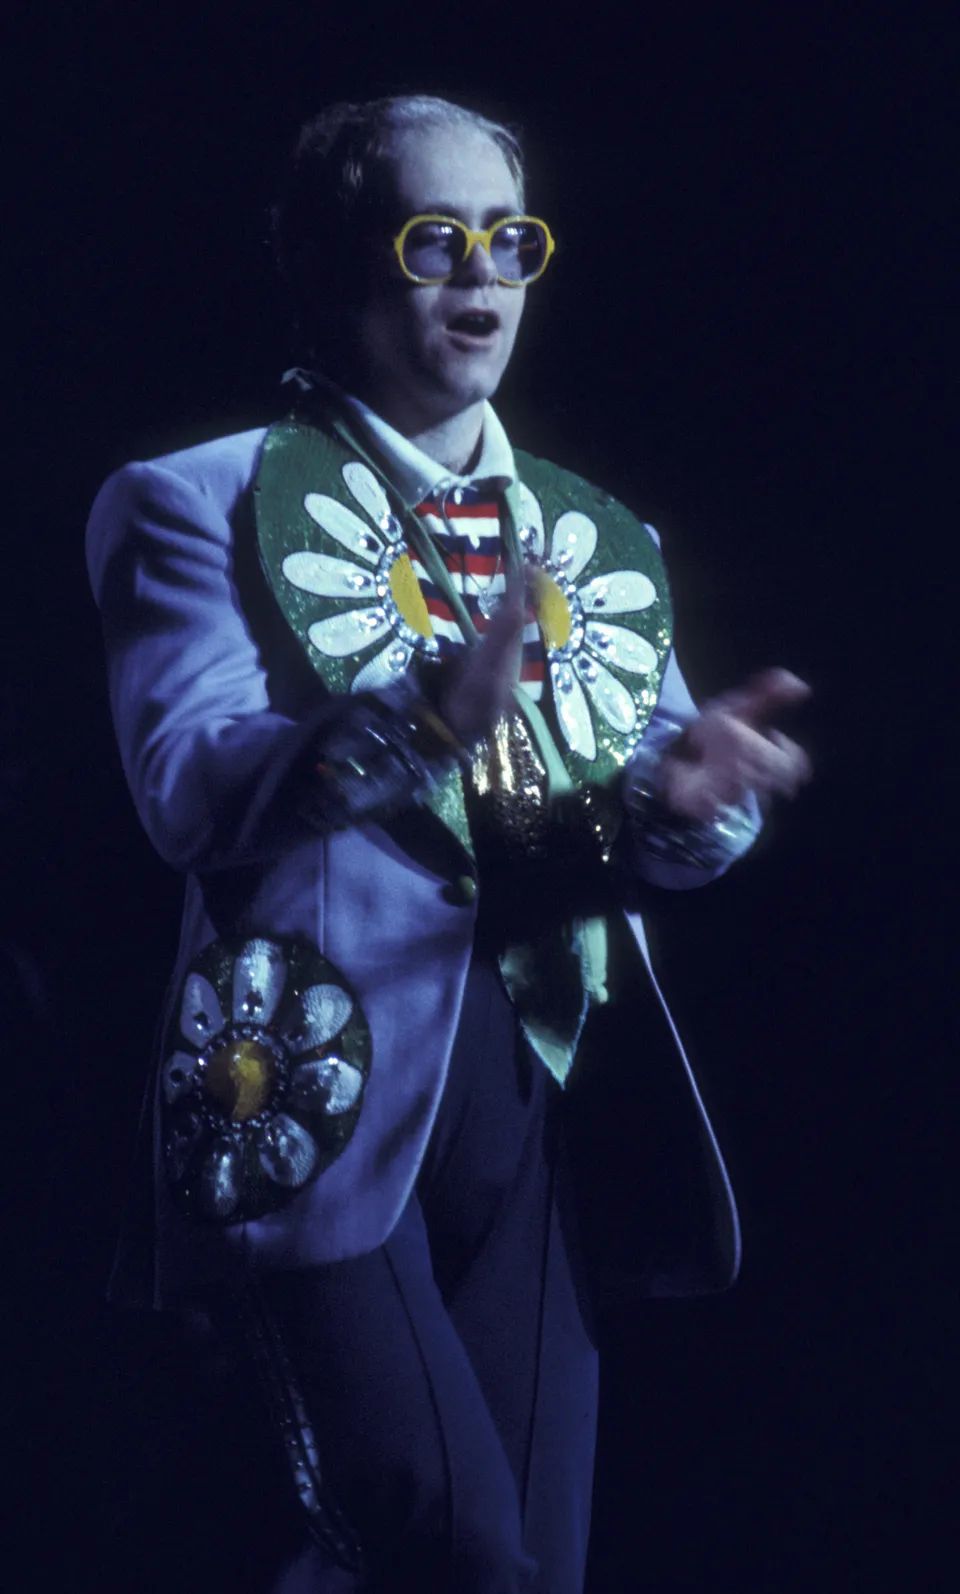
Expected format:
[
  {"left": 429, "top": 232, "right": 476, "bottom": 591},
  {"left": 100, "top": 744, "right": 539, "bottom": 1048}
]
[
  {"left": 87, "top": 458, "right": 454, "bottom": 873},
  {"left": 620, "top": 523, "right": 762, "bottom": 890}
]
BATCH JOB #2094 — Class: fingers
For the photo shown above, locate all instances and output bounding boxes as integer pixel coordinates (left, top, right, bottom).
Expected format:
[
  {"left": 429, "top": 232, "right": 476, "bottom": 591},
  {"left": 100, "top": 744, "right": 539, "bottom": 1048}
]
[
  {"left": 478, "top": 567, "right": 526, "bottom": 656},
  {"left": 438, "top": 572, "right": 527, "bottom": 744},
  {"left": 714, "top": 667, "right": 812, "bottom": 731},
  {"left": 694, "top": 666, "right": 813, "bottom": 807},
  {"left": 662, "top": 707, "right": 812, "bottom": 821},
  {"left": 765, "top": 728, "right": 813, "bottom": 793},
  {"left": 707, "top": 714, "right": 811, "bottom": 797},
  {"left": 731, "top": 727, "right": 810, "bottom": 800}
]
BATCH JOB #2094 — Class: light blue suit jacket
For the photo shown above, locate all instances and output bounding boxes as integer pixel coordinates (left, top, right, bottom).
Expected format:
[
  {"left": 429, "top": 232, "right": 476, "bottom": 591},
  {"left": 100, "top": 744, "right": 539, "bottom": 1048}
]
[{"left": 87, "top": 426, "right": 747, "bottom": 1307}]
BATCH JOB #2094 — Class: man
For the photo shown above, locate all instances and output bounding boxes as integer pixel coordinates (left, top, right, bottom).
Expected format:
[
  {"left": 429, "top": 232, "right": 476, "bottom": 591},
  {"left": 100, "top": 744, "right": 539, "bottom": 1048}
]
[{"left": 88, "top": 95, "right": 809, "bottom": 1594}]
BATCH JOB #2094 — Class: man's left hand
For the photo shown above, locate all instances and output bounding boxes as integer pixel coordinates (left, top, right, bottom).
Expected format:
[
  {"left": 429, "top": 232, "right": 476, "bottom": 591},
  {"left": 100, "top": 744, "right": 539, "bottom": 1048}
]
[{"left": 659, "top": 668, "right": 812, "bottom": 823}]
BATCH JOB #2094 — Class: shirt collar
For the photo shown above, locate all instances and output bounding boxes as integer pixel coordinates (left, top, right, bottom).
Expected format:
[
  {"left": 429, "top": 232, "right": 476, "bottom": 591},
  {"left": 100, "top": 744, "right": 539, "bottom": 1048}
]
[{"left": 284, "top": 368, "right": 516, "bottom": 504}]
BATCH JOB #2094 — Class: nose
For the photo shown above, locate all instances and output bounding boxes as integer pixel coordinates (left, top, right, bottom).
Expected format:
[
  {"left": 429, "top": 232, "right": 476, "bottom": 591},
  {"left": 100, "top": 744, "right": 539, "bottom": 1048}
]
[{"left": 456, "top": 240, "right": 498, "bottom": 286}]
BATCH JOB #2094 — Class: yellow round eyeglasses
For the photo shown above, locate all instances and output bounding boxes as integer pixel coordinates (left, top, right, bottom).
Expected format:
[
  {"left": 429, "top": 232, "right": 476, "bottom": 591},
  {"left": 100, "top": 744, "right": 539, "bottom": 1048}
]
[{"left": 392, "top": 214, "right": 556, "bottom": 286}]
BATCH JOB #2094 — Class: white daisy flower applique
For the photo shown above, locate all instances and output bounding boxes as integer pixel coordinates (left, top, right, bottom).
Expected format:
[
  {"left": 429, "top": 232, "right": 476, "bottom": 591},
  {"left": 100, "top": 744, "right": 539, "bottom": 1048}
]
[
  {"left": 162, "top": 937, "right": 371, "bottom": 1222},
  {"left": 281, "top": 462, "right": 438, "bottom": 692},
  {"left": 517, "top": 483, "right": 662, "bottom": 764}
]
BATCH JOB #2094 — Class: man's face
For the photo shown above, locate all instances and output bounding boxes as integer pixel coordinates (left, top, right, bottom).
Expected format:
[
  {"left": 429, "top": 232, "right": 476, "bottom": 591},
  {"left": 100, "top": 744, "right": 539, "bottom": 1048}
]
[{"left": 353, "top": 122, "right": 527, "bottom": 431}]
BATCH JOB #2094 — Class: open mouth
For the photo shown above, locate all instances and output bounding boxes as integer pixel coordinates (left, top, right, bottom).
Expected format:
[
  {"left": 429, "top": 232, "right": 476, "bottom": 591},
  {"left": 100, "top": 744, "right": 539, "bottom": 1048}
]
[{"left": 447, "top": 310, "right": 500, "bottom": 340}]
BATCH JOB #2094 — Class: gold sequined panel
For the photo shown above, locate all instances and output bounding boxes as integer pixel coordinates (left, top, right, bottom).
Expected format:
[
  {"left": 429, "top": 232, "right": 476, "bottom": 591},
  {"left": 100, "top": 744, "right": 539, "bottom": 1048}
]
[
  {"left": 466, "top": 711, "right": 624, "bottom": 872},
  {"left": 467, "top": 713, "right": 551, "bottom": 862}
]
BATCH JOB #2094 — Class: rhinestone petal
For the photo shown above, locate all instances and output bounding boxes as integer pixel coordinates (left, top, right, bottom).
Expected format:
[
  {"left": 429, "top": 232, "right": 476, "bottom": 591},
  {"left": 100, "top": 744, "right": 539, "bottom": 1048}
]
[
  {"left": 550, "top": 512, "right": 597, "bottom": 582},
  {"left": 584, "top": 621, "right": 658, "bottom": 674},
  {"left": 180, "top": 974, "right": 225, "bottom": 1047},
  {"left": 256, "top": 1115, "right": 318, "bottom": 1189},
  {"left": 162, "top": 1050, "right": 199, "bottom": 1104},
  {"left": 282, "top": 552, "right": 376, "bottom": 599},
  {"left": 575, "top": 654, "right": 637, "bottom": 734},
  {"left": 308, "top": 608, "right": 392, "bottom": 657},
  {"left": 303, "top": 494, "right": 382, "bottom": 564},
  {"left": 516, "top": 484, "right": 545, "bottom": 558},
  {"left": 198, "top": 1138, "right": 243, "bottom": 1220},
  {"left": 550, "top": 660, "right": 597, "bottom": 761},
  {"left": 342, "top": 461, "right": 393, "bottom": 531},
  {"left": 351, "top": 638, "right": 414, "bottom": 691},
  {"left": 232, "top": 939, "right": 287, "bottom": 1025},
  {"left": 283, "top": 983, "right": 353, "bottom": 1055},
  {"left": 165, "top": 1107, "right": 204, "bottom": 1182},
  {"left": 579, "top": 570, "right": 657, "bottom": 615},
  {"left": 290, "top": 1056, "right": 364, "bottom": 1114}
]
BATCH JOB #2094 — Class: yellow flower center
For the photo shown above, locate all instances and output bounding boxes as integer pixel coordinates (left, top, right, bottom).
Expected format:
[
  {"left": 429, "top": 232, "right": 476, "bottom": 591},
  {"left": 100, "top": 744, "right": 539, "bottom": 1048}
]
[
  {"left": 389, "top": 554, "right": 433, "bottom": 638},
  {"left": 532, "top": 569, "right": 572, "bottom": 650},
  {"left": 204, "top": 1039, "right": 276, "bottom": 1122}
]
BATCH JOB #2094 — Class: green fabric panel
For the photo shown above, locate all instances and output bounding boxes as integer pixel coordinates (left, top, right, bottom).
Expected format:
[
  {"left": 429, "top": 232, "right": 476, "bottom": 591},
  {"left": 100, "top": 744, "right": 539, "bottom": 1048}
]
[
  {"left": 253, "top": 416, "right": 474, "bottom": 857},
  {"left": 499, "top": 685, "right": 609, "bottom": 1086},
  {"left": 510, "top": 448, "right": 673, "bottom": 789},
  {"left": 254, "top": 411, "right": 675, "bottom": 1087}
]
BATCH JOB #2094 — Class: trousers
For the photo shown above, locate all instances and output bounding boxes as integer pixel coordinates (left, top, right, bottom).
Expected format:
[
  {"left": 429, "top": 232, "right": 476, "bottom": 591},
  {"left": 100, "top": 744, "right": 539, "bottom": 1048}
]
[{"left": 253, "top": 953, "right": 600, "bottom": 1594}]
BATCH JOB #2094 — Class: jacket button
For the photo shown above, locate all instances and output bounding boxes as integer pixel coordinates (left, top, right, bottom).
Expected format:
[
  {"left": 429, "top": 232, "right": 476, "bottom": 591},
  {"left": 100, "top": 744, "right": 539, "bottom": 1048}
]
[{"left": 443, "top": 873, "right": 477, "bottom": 905}]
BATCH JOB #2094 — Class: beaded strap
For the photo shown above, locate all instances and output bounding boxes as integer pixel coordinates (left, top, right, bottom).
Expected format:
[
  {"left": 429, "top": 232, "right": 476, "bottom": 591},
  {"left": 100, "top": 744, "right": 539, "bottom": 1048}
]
[
  {"left": 237, "top": 1272, "right": 365, "bottom": 1574},
  {"left": 622, "top": 725, "right": 760, "bottom": 869}
]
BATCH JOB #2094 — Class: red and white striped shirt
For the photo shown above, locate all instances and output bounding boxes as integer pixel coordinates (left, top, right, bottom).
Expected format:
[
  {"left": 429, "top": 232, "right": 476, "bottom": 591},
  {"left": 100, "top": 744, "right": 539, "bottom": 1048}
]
[
  {"left": 412, "top": 482, "right": 545, "bottom": 702},
  {"left": 338, "top": 389, "right": 546, "bottom": 701}
]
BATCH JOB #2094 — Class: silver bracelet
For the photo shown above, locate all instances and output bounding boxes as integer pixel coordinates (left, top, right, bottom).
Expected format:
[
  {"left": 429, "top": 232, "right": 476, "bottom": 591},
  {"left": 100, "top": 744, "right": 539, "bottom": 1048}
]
[
  {"left": 300, "top": 686, "right": 461, "bottom": 831},
  {"left": 622, "top": 728, "right": 760, "bottom": 869}
]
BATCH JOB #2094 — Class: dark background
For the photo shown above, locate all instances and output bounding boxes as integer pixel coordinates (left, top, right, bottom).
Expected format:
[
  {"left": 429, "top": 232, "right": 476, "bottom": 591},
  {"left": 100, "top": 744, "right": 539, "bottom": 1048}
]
[{"left": 8, "top": 4, "right": 951, "bottom": 1590}]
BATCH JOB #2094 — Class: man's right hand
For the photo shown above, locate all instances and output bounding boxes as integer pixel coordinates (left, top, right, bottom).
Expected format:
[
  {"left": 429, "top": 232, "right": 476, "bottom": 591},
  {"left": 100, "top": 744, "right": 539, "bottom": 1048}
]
[{"left": 438, "top": 579, "right": 527, "bottom": 747}]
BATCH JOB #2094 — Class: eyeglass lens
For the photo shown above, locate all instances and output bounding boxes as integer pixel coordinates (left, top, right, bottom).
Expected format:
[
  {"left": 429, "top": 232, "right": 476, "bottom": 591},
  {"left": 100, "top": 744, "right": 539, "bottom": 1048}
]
[{"left": 403, "top": 219, "right": 548, "bottom": 282}]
